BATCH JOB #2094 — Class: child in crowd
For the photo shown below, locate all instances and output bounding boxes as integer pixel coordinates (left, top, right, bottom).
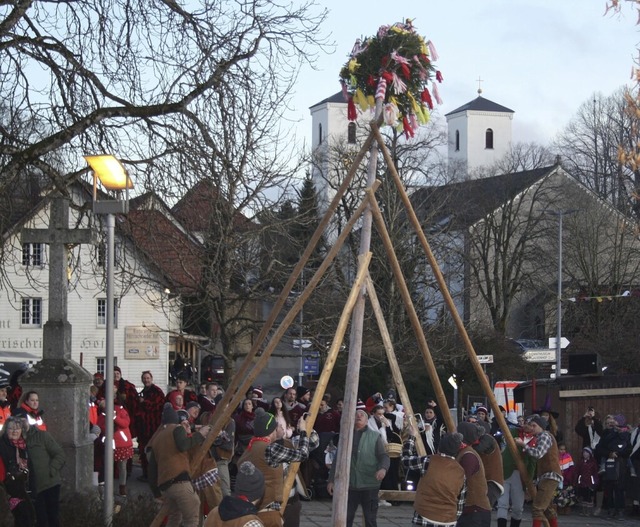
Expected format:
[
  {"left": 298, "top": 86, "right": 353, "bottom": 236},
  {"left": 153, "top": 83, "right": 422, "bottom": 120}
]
[
  {"left": 554, "top": 442, "right": 576, "bottom": 513},
  {"left": 573, "top": 447, "right": 599, "bottom": 516}
]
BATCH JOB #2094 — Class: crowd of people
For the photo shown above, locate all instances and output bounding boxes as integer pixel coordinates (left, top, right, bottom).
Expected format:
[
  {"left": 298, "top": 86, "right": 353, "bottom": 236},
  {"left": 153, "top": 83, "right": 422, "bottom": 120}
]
[{"left": 2, "top": 366, "right": 640, "bottom": 527}]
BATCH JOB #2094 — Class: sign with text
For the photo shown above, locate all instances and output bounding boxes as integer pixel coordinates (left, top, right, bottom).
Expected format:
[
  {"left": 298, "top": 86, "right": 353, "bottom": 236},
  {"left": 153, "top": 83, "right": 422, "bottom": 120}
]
[
  {"left": 125, "top": 326, "right": 160, "bottom": 360},
  {"left": 548, "top": 337, "right": 570, "bottom": 349},
  {"left": 524, "top": 349, "right": 556, "bottom": 363},
  {"left": 477, "top": 354, "right": 494, "bottom": 364}
]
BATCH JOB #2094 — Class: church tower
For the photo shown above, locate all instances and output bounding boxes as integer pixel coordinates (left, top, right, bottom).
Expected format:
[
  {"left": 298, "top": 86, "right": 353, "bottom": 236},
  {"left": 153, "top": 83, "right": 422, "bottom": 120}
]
[{"left": 445, "top": 90, "right": 514, "bottom": 176}]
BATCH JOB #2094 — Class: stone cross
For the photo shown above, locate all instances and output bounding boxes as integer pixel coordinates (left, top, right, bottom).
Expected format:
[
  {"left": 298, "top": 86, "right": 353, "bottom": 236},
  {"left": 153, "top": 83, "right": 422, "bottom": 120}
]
[
  {"left": 20, "top": 193, "right": 95, "bottom": 496},
  {"left": 22, "top": 195, "right": 94, "bottom": 360}
]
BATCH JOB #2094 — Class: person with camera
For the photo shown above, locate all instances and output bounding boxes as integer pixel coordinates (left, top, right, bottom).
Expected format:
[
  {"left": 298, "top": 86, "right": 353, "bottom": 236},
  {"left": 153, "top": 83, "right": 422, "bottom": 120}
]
[{"left": 575, "top": 406, "right": 603, "bottom": 453}]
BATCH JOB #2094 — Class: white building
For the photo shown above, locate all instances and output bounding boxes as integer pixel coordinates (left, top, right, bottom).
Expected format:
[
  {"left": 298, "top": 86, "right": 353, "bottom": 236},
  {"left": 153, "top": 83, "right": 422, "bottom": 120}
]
[
  {"left": 445, "top": 92, "right": 514, "bottom": 175},
  {"left": 0, "top": 182, "right": 204, "bottom": 391}
]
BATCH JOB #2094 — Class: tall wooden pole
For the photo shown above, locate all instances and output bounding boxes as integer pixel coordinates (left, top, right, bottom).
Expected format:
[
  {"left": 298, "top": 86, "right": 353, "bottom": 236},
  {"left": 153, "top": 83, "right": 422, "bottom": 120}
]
[
  {"left": 332, "top": 93, "right": 385, "bottom": 526},
  {"left": 370, "top": 125, "right": 537, "bottom": 499}
]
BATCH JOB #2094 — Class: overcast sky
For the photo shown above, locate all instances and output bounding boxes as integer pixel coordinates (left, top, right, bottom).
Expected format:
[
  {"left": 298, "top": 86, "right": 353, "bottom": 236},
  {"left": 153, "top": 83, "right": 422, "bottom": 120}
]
[{"left": 287, "top": 0, "right": 638, "bottom": 150}]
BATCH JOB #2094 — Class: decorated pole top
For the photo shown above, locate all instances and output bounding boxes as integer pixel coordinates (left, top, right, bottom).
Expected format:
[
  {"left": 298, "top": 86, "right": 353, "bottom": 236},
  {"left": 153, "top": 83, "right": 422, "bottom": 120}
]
[{"left": 339, "top": 19, "right": 443, "bottom": 139}]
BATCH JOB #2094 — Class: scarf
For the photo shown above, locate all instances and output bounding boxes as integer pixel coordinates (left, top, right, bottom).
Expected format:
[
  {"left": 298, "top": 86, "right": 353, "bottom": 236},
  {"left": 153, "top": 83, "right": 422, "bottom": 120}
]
[
  {"left": 9, "top": 437, "right": 28, "bottom": 471},
  {"left": 247, "top": 436, "right": 270, "bottom": 451}
]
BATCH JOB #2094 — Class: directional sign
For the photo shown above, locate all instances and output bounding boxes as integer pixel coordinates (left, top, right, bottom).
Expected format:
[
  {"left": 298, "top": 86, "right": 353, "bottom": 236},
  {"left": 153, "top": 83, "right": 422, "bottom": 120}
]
[
  {"left": 524, "top": 349, "right": 556, "bottom": 363},
  {"left": 477, "top": 354, "right": 494, "bottom": 364},
  {"left": 292, "top": 339, "right": 312, "bottom": 349},
  {"left": 548, "top": 337, "right": 570, "bottom": 349}
]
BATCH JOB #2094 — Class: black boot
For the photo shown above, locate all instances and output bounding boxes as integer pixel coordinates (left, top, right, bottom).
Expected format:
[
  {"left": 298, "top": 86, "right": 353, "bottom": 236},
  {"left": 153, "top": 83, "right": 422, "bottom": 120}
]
[
  {"left": 497, "top": 519, "right": 508, "bottom": 527},
  {"left": 510, "top": 519, "right": 521, "bottom": 527}
]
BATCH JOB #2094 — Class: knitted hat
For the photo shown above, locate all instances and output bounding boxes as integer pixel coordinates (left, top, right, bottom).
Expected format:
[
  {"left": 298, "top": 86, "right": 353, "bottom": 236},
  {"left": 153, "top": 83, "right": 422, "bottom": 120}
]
[
  {"left": 614, "top": 414, "right": 626, "bottom": 427},
  {"left": 439, "top": 433, "right": 463, "bottom": 456},
  {"left": 234, "top": 461, "right": 264, "bottom": 502},
  {"left": 113, "top": 366, "right": 121, "bottom": 373},
  {"left": 186, "top": 401, "right": 201, "bottom": 411},
  {"left": 582, "top": 447, "right": 593, "bottom": 457},
  {"left": 356, "top": 399, "right": 367, "bottom": 410},
  {"left": 525, "top": 414, "right": 548, "bottom": 430},
  {"left": 476, "top": 406, "right": 488, "bottom": 415},
  {"left": 296, "top": 386, "right": 310, "bottom": 400},
  {"left": 93, "top": 372, "right": 104, "bottom": 379},
  {"left": 457, "top": 421, "right": 483, "bottom": 444},
  {"left": 177, "top": 409, "right": 189, "bottom": 423},
  {"left": 253, "top": 408, "right": 277, "bottom": 437},
  {"left": 161, "top": 402, "right": 179, "bottom": 424}
]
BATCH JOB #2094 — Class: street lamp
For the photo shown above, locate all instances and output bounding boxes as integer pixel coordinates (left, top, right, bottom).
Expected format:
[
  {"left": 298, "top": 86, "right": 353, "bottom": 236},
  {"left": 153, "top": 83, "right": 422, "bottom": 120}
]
[
  {"left": 85, "top": 154, "right": 132, "bottom": 526},
  {"left": 545, "top": 209, "right": 578, "bottom": 379}
]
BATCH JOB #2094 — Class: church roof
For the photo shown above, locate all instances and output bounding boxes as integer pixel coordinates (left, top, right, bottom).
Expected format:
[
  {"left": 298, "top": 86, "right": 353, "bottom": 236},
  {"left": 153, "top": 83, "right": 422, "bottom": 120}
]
[
  {"left": 410, "top": 165, "right": 557, "bottom": 229},
  {"left": 309, "top": 91, "right": 347, "bottom": 109},
  {"left": 445, "top": 95, "right": 514, "bottom": 117}
]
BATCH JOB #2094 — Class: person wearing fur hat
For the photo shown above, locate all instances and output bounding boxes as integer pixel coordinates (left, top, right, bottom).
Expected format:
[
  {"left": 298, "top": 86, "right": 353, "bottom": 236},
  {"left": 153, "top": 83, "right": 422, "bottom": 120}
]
[
  {"left": 238, "top": 407, "right": 315, "bottom": 527},
  {"left": 515, "top": 414, "right": 562, "bottom": 527},
  {"left": 456, "top": 421, "right": 491, "bottom": 527},
  {"left": 402, "top": 423, "right": 466, "bottom": 527},
  {"left": 147, "top": 403, "right": 213, "bottom": 527},
  {"left": 204, "top": 461, "right": 265, "bottom": 526}
]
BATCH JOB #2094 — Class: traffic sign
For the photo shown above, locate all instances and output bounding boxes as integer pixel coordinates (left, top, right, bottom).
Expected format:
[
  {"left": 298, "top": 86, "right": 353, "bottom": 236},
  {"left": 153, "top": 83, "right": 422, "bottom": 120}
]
[
  {"left": 548, "top": 337, "right": 570, "bottom": 349},
  {"left": 293, "top": 338, "right": 312, "bottom": 349},
  {"left": 477, "top": 354, "right": 494, "bottom": 364},
  {"left": 524, "top": 349, "right": 556, "bottom": 362}
]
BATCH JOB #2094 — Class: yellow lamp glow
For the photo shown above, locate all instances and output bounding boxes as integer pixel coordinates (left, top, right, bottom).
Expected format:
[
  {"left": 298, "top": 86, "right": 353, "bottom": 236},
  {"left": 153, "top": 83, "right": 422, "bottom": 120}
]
[{"left": 84, "top": 155, "right": 133, "bottom": 190}]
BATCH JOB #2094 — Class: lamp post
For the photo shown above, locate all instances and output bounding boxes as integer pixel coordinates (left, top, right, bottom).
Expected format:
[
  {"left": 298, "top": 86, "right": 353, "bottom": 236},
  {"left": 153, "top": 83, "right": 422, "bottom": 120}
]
[
  {"left": 545, "top": 209, "right": 577, "bottom": 379},
  {"left": 85, "top": 155, "right": 132, "bottom": 526}
]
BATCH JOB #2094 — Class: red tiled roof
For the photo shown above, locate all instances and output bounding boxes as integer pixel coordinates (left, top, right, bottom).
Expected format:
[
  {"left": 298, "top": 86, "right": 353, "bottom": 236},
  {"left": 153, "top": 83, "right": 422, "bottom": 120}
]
[{"left": 120, "top": 209, "right": 203, "bottom": 293}]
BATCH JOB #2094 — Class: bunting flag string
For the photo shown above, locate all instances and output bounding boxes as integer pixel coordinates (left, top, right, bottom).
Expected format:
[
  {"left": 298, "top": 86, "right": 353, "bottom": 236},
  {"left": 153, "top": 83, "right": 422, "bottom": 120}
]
[{"left": 566, "top": 290, "right": 640, "bottom": 302}]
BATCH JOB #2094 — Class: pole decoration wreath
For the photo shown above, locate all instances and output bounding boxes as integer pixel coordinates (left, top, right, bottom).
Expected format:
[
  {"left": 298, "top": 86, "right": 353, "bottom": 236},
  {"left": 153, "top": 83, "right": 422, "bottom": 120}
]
[{"left": 339, "top": 18, "right": 443, "bottom": 138}]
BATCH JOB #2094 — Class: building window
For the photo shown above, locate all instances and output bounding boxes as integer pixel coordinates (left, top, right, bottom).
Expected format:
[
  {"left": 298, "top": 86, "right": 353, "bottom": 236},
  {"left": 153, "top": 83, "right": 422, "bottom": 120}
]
[
  {"left": 348, "top": 122, "right": 356, "bottom": 144},
  {"left": 22, "top": 243, "right": 44, "bottom": 267},
  {"left": 97, "top": 298, "right": 119, "bottom": 328},
  {"left": 21, "top": 298, "right": 42, "bottom": 327},
  {"left": 455, "top": 130, "right": 460, "bottom": 151},
  {"left": 96, "top": 243, "right": 105, "bottom": 267},
  {"left": 95, "top": 357, "right": 105, "bottom": 377},
  {"left": 485, "top": 128, "right": 494, "bottom": 149},
  {"left": 318, "top": 123, "right": 323, "bottom": 145}
]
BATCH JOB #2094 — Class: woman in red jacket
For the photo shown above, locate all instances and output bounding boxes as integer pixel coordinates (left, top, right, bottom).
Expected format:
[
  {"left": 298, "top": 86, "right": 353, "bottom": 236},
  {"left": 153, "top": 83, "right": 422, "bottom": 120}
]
[{"left": 97, "top": 393, "right": 134, "bottom": 496}]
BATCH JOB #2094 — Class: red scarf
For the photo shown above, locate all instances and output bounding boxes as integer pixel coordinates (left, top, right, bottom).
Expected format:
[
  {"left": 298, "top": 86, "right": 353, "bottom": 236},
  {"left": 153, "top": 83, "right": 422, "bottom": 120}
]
[{"left": 9, "top": 437, "right": 28, "bottom": 471}]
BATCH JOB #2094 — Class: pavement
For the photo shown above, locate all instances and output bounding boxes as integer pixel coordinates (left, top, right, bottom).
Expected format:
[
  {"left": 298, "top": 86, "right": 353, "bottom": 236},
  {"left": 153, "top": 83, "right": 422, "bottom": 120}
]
[{"left": 120, "top": 462, "right": 640, "bottom": 527}]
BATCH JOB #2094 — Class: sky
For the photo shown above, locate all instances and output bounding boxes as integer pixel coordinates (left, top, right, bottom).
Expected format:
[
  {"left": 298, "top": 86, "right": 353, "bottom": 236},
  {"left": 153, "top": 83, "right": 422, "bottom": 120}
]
[{"left": 287, "top": 0, "right": 639, "bottom": 150}]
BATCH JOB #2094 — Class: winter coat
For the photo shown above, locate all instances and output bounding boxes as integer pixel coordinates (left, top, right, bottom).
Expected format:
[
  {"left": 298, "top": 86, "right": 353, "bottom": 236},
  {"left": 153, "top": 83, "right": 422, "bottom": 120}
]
[{"left": 24, "top": 426, "right": 65, "bottom": 495}]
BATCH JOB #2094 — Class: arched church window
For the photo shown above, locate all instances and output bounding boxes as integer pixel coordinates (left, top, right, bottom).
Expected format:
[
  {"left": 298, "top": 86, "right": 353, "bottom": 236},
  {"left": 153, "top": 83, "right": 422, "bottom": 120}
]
[
  {"left": 485, "top": 128, "right": 494, "bottom": 149},
  {"left": 318, "top": 123, "right": 323, "bottom": 145},
  {"left": 455, "top": 130, "right": 460, "bottom": 151},
  {"left": 348, "top": 122, "right": 356, "bottom": 144}
]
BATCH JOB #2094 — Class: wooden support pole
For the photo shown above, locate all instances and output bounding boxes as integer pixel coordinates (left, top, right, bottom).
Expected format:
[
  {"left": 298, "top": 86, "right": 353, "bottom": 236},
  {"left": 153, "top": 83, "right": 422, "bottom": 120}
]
[
  {"left": 281, "top": 252, "right": 372, "bottom": 508},
  {"left": 148, "top": 189, "right": 380, "bottom": 527},
  {"left": 366, "top": 189, "right": 455, "bottom": 432},
  {"left": 365, "top": 274, "right": 426, "bottom": 457},
  {"left": 370, "top": 124, "right": 537, "bottom": 499}
]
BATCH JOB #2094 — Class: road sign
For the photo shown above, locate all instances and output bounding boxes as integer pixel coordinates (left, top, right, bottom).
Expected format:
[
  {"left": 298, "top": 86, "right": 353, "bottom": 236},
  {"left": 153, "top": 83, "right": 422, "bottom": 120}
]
[
  {"left": 524, "top": 349, "right": 556, "bottom": 363},
  {"left": 292, "top": 339, "right": 312, "bottom": 349},
  {"left": 303, "top": 356, "right": 320, "bottom": 374},
  {"left": 548, "top": 337, "right": 570, "bottom": 349},
  {"left": 477, "top": 354, "right": 494, "bottom": 364}
]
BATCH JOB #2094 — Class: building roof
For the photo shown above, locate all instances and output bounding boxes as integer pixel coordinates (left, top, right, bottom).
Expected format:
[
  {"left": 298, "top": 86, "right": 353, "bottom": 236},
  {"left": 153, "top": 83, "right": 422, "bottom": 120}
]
[
  {"left": 171, "top": 179, "right": 253, "bottom": 234},
  {"left": 410, "top": 165, "right": 557, "bottom": 229},
  {"left": 309, "top": 91, "right": 347, "bottom": 109},
  {"left": 445, "top": 95, "right": 515, "bottom": 117}
]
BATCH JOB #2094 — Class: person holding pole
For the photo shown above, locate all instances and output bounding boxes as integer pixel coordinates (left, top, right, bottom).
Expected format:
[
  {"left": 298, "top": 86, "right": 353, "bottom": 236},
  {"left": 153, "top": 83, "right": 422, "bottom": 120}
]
[{"left": 515, "top": 414, "right": 562, "bottom": 527}]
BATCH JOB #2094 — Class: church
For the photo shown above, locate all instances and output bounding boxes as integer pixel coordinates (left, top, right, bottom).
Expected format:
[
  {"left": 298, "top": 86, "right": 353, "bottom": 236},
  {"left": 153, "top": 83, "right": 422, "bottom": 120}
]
[{"left": 308, "top": 89, "right": 640, "bottom": 356}]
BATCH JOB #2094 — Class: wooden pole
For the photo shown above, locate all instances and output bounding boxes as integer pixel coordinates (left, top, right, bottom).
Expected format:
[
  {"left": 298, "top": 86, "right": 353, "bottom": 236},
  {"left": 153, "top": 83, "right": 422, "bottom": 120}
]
[
  {"left": 366, "top": 190, "right": 455, "bottom": 432},
  {"left": 370, "top": 125, "right": 537, "bottom": 499},
  {"left": 148, "top": 186, "right": 380, "bottom": 527},
  {"left": 281, "top": 252, "right": 372, "bottom": 508},
  {"left": 332, "top": 105, "right": 385, "bottom": 527},
  {"left": 365, "top": 275, "right": 426, "bottom": 457}
]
